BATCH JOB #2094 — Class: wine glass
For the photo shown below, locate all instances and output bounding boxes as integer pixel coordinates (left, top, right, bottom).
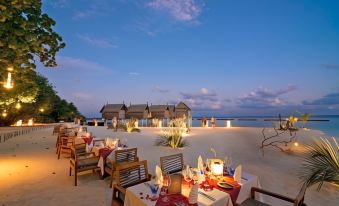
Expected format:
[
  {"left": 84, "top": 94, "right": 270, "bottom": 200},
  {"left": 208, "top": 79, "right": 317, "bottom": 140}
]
[
  {"left": 161, "top": 173, "right": 171, "bottom": 202},
  {"left": 184, "top": 167, "right": 193, "bottom": 187}
]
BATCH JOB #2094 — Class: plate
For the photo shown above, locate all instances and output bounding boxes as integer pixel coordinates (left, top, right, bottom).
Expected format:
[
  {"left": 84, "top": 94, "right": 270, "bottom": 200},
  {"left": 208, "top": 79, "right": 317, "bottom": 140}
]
[{"left": 217, "top": 181, "right": 234, "bottom": 189}]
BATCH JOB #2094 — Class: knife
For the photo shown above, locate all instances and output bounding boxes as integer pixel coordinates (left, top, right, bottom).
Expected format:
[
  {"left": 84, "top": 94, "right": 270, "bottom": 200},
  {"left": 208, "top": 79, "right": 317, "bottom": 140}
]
[{"left": 198, "top": 191, "right": 216, "bottom": 201}]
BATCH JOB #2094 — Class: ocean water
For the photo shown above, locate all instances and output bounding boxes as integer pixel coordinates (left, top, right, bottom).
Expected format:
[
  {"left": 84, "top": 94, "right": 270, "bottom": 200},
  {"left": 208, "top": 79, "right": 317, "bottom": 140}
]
[{"left": 192, "top": 115, "right": 339, "bottom": 138}]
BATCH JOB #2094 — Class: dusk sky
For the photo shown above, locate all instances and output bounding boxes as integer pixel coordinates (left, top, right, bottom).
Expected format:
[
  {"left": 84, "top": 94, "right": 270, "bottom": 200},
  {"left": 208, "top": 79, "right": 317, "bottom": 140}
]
[{"left": 38, "top": 0, "right": 339, "bottom": 117}]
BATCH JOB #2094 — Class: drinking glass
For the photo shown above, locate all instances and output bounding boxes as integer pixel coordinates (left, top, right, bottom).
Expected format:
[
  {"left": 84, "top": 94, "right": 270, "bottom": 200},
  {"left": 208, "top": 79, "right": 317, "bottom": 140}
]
[
  {"left": 161, "top": 174, "right": 171, "bottom": 202},
  {"left": 150, "top": 184, "right": 159, "bottom": 198}
]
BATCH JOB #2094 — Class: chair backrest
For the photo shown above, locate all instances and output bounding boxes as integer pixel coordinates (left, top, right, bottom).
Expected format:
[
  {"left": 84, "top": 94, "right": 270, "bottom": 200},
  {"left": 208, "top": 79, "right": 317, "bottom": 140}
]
[
  {"left": 115, "top": 148, "right": 138, "bottom": 164},
  {"left": 160, "top": 153, "right": 184, "bottom": 174},
  {"left": 92, "top": 139, "right": 105, "bottom": 147},
  {"left": 294, "top": 183, "right": 307, "bottom": 206},
  {"left": 71, "top": 143, "right": 87, "bottom": 159},
  {"left": 115, "top": 160, "right": 149, "bottom": 188}
]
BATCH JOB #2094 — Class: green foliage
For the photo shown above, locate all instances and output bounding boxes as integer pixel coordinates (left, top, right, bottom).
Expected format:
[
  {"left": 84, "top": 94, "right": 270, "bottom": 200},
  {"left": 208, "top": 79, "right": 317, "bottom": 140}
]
[
  {"left": 299, "top": 138, "right": 339, "bottom": 190},
  {"left": 155, "top": 118, "right": 189, "bottom": 148},
  {"left": 0, "top": 72, "right": 83, "bottom": 126},
  {"left": 0, "top": 0, "right": 65, "bottom": 69}
]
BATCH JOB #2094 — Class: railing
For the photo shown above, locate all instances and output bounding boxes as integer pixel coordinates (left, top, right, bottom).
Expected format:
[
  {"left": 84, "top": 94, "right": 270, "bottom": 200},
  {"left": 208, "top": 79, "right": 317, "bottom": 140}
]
[{"left": 0, "top": 125, "right": 55, "bottom": 143}]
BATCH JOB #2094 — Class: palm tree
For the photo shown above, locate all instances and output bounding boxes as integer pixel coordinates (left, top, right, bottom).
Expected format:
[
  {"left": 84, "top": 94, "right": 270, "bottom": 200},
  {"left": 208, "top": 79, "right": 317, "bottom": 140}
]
[{"left": 300, "top": 137, "right": 339, "bottom": 190}]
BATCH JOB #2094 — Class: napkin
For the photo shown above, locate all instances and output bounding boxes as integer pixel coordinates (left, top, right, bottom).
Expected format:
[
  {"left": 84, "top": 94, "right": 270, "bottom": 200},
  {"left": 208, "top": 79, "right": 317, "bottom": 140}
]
[
  {"left": 197, "top": 156, "right": 205, "bottom": 183},
  {"left": 155, "top": 165, "right": 164, "bottom": 186},
  {"left": 188, "top": 182, "right": 199, "bottom": 204},
  {"left": 234, "top": 165, "right": 242, "bottom": 183}
]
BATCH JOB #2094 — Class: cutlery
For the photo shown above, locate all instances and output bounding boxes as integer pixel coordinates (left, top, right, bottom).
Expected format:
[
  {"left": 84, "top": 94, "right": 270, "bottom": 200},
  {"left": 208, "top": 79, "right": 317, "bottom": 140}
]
[
  {"left": 241, "top": 177, "right": 248, "bottom": 181},
  {"left": 198, "top": 191, "right": 216, "bottom": 201}
]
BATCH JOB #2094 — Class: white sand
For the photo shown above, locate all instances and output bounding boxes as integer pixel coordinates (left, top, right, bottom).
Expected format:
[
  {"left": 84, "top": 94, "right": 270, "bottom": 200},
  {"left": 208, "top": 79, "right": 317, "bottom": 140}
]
[{"left": 0, "top": 126, "right": 338, "bottom": 206}]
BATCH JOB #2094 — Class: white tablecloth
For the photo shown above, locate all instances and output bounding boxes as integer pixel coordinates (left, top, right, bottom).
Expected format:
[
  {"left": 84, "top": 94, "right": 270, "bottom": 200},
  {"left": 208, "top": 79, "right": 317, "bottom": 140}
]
[{"left": 123, "top": 172, "right": 261, "bottom": 206}]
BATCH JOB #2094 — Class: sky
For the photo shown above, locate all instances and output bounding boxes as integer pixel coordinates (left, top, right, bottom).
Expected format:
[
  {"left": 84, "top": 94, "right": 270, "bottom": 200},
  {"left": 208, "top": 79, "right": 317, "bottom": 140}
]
[{"left": 38, "top": 0, "right": 339, "bottom": 117}]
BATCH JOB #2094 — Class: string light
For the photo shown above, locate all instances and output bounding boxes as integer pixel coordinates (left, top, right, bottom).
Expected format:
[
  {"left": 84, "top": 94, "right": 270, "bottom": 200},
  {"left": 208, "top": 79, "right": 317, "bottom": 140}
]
[
  {"left": 294, "top": 142, "right": 299, "bottom": 147},
  {"left": 3, "top": 72, "right": 13, "bottom": 89},
  {"left": 2, "top": 110, "right": 7, "bottom": 118},
  {"left": 39, "top": 108, "right": 45, "bottom": 112},
  {"left": 15, "top": 102, "right": 21, "bottom": 110}
]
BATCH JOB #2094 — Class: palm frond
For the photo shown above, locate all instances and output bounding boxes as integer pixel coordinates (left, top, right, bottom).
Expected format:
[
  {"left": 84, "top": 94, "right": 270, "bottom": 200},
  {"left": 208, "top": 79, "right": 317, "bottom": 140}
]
[{"left": 299, "top": 137, "right": 339, "bottom": 190}]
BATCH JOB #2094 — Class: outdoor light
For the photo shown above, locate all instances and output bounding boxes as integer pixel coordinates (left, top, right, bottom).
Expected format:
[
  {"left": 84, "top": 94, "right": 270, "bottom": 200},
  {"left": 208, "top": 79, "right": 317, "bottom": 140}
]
[
  {"left": 294, "top": 142, "right": 299, "bottom": 147},
  {"left": 2, "top": 110, "right": 7, "bottom": 118},
  {"left": 211, "top": 161, "right": 224, "bottom": 176},
  {"left": 28, "top": 118, "right": 34, "bottom": 126},
  {"left": 7, "top": 66, "right": 14, "bottom": 72},
  {"left": 15, "top": 102, "right": 21, "bottom": 110},
  {"left": 4, "top": 72, "right": 13, "bottom": 89},
  {"left": 226, "top": 120, "right": 231, "bottom": 128},
  {"left": 16, "top": 120, "right": 22, "bottom": 126},
  {"left": 39, "top": 108, "right": 44, "bottom": 112}
]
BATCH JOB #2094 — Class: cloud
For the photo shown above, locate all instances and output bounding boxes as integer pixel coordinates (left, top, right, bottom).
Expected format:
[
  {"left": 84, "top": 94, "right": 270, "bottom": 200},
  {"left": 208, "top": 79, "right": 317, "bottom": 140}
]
[
  {"left": 303, "top": 91, "right": 339, "bottom": 105},
  {"left": 179, "top": 88, "right": 224, "bottom": 110},
  {"left": 73, "top": 92, "right": 92, "bottom": 101},
  {"left": 47, "top": 0, "right": 69, "bottom": 8},
  {"left": 237, "top": 85, "right": 297, "bottom": 108},
  {"left": 55, "top": 56, "right": 111, "bottom": 72},
  {"left": 128, "top": 72, "right": 140, "bottom": 76},
  {"left": 77, "top": 34, "right": 118, "bottom": 48},
  {"left": 322, "top": 64, "right": 339, "bottom": 70},
  {"left": 147, "top": 0, "right": 204, "bottom": 22},
  {"left": 72, "top": 0, "right": 113, "bottom": 20},
  {"left": 153, "top": 86, "right": 169, "bottom": 93}
]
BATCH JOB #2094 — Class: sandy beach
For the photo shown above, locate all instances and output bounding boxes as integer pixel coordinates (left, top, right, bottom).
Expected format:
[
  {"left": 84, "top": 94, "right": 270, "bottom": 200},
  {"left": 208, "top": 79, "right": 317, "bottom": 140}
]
[{"left": 0, "top": 126, "right": 338, "bottom": 206}]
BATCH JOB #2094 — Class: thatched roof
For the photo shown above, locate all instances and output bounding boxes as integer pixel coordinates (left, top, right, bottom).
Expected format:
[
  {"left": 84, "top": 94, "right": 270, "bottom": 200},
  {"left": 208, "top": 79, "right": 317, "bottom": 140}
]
[
  {"left": 100, "top": 104, "right": 126, "bottom": 113},
  {"left": 176, "top": 102, "right": 191, "bottom": 110},
  {"left": 149, "top": 105, "right": 169, "bottom": 112},
  {"left": 127, "top": 104, "right": 149, "bottom": 113}
]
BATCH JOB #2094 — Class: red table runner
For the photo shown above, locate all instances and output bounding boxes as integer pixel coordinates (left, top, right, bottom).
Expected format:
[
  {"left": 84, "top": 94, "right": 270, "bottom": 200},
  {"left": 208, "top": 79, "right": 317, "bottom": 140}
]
[
  {"left": 205, "top": 176, "right": 241, "bottom": 205},
  {"left": 99, "top": 147, "right": 113, "bottom": 159},
  {"left": 155, "top": 193, "right": 197, "bottom": 206},
  {"left": 81, "top": 135, "right": 93, "bottom": 145}
]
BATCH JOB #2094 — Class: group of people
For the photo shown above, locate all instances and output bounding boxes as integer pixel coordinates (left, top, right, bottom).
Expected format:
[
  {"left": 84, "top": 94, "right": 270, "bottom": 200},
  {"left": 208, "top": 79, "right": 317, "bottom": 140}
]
[{"left": 201, "top": 116, "right": 216, "bottom": 128}]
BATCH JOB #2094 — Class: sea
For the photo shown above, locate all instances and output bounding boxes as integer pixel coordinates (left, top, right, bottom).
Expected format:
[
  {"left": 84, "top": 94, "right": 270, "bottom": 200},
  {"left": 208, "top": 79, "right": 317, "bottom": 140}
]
[
  {"left": 87, "top": 115, "right": 339, "bottom": 138},
  {"left": 192, "top": 115, "right": 339, "bottom": 138}
]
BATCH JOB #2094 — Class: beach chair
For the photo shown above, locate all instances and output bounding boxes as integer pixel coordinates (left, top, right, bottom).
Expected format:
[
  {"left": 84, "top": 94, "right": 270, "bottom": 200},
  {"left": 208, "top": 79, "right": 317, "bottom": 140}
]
[
  {"left": 111, "top": 160, "right": 151, "bottom": 206},
  {"left": 160, "top": 153, "right": 184, "bottom": 174},
  {"left": 69, "top": 143, "right": 100, "bottom": 186},
  {"left": 105, "top": 148, "right": 139, "bottom": 188},
  {"left": 239, "top": 183, "right": 307, "bottom": 206}
]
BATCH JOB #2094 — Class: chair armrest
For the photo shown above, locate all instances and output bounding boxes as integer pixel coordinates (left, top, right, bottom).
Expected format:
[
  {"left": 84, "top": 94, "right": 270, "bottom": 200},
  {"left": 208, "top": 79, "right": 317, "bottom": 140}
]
[
  {"left": 251, "top": 187, "right": 295, "bottom": 203},
  {"left": 113, "top": 184, "right": 126, "bottom": 197}
]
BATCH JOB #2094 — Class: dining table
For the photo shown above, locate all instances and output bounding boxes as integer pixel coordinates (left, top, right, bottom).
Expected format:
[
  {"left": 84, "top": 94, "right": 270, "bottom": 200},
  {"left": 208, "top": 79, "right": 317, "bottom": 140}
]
[{"left": 123, "top": 172, "right": 262, "bottom": 206}]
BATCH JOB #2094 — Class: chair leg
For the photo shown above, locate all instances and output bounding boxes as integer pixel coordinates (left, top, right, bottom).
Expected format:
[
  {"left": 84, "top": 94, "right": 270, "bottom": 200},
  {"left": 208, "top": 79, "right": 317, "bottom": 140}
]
[
  {"left": 69, "top": 167, "right": 72, "bottom": 176},
  {"left": 110, "top": 173, "right": 113, "bottom": 188},
  {"left": 75, "top": 171, "right": 77, "bottom": 186},
  {"left": 58, "top": 148, "right": 61, "bottom": 159}
]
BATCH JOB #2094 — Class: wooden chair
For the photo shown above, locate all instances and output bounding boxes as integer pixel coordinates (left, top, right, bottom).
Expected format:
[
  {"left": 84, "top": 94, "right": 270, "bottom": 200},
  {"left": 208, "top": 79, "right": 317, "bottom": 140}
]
[
  {"left": 105, "top": 148, "right": 139, "bottom": 188},
  {"left": 160, "top": 153, "right": 184, "bottom": 175},
  {"left": 111, "top": 160, "right": 151, "bottom": 206},
  {"left": 69, "top": 143, "right": 100, "bottom": 186},
  {"left": 57, "top": 136, "right": 75, "bottom": 159},
  {"left": 239, "top": 183, "right": 307, "bottom": 206}
]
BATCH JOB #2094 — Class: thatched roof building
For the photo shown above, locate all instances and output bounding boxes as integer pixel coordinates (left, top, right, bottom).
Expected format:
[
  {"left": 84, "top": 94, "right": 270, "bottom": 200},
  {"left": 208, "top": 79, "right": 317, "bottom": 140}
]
[
  {"left": 175, "top": 102, "right": 191, "bottom": 118},
  {"left": 100, "top": 104, "right": 127, "bottom": 119},
  {"left": 126, "top": 104, "right": 149, "bottom": 119},
  {"left": 149, "top": 105, "right": 175, "bottom": 119}
]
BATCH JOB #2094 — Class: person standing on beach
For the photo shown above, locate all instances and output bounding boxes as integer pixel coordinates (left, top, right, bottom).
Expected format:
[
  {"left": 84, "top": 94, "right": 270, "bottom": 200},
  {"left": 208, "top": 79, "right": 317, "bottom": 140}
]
[
  {"left": 112, "top": 117, "right": 118, "bottom": 132},
  {"left": 211, "top": 116, "right": 215, "bottom": 128}
]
